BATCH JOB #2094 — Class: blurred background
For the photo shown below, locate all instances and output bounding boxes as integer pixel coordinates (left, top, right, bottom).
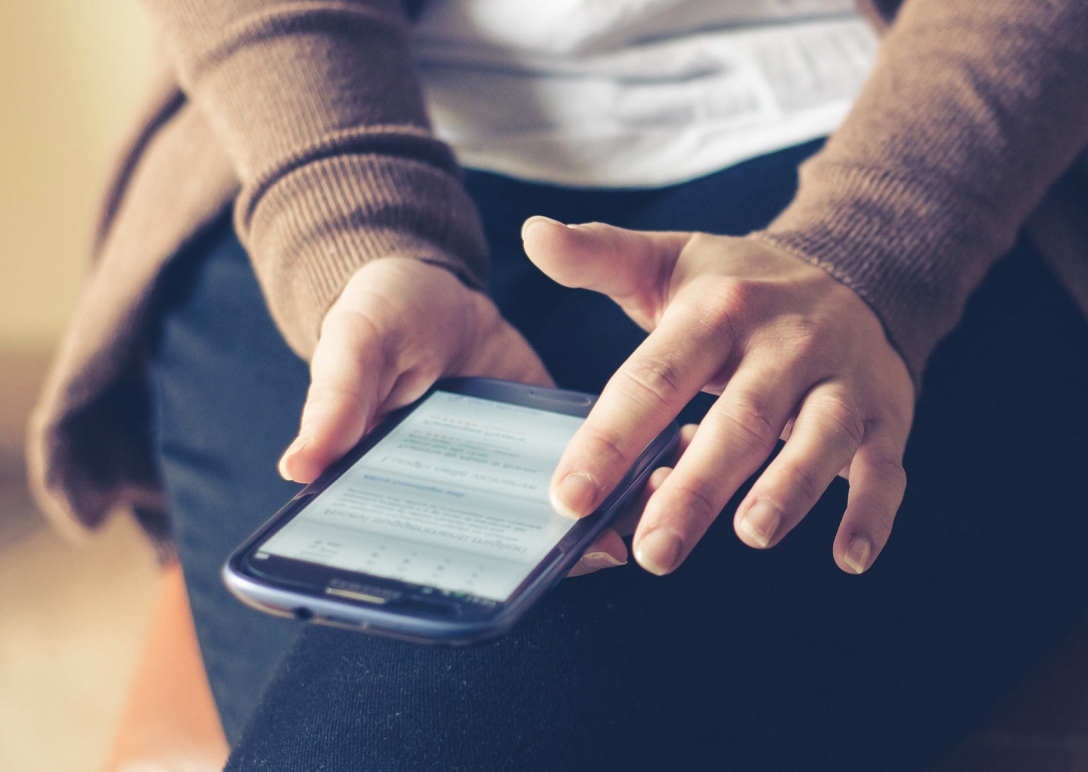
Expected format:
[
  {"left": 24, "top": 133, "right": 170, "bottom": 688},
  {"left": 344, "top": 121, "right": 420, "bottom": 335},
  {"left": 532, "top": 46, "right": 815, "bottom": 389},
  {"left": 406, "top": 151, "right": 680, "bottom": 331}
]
[{"left": 0, "top": 2, "right": 161, "bottom": 770}]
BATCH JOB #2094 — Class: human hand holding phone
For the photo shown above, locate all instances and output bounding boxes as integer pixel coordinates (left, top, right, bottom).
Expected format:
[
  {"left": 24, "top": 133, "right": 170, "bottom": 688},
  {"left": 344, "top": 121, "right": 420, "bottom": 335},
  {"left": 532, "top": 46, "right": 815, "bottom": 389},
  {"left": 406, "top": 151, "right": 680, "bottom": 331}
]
[
  {"left": 276, "top": 257, "right": 629, "bottom": 574},
  {"left": 229, "top": 379, "right": 678, "bottom": 644},
  {"left": 277, "top": 258, "right": 550, "bottom": 482},
  {"left": 522, "top": 218, "right": 916, "bottom": 576}
]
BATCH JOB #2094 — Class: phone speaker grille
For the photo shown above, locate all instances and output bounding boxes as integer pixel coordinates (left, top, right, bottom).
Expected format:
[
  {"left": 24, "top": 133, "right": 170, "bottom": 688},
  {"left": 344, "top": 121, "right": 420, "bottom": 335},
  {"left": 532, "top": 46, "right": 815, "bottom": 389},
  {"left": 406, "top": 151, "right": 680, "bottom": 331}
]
[{"left": 325, "top": 586, "right": 388, "bottom": 604}]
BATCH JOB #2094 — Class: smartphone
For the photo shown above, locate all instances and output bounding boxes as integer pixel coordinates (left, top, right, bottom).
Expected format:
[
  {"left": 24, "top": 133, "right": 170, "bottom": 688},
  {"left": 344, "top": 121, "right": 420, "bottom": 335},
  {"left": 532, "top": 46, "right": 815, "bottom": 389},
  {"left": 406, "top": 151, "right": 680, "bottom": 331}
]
[{"left": 223, "top": 377, "right": 679, "bottom": 646}]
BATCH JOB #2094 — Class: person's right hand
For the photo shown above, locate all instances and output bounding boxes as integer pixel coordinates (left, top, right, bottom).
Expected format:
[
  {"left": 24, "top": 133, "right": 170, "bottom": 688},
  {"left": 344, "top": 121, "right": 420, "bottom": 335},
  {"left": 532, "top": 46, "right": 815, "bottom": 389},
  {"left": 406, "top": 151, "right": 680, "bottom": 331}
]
[{"left": 277, "top": 257, "right": 553, "bottom": 485}]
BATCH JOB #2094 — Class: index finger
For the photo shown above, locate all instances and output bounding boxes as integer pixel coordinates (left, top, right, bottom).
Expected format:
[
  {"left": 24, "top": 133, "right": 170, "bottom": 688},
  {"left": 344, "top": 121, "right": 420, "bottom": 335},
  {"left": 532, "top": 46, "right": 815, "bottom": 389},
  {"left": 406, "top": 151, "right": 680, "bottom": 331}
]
[{"left": 550, "top": 301, "right": 734, "bottom": 518}]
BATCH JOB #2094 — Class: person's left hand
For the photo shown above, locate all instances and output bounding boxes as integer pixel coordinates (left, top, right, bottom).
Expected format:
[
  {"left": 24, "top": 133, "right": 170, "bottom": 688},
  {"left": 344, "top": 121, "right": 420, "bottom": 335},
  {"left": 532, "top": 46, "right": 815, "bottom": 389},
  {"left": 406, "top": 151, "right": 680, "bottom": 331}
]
[{"left": 522, "top": 217, "right": 915, "bottom": 577}]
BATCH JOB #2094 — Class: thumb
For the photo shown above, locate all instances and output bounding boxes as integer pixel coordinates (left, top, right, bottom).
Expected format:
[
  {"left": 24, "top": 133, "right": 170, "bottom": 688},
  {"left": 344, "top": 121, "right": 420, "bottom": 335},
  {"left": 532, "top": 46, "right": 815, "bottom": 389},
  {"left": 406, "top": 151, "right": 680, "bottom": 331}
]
[{"left": 521, "top": 217, "right": 689, "bottom": 313}]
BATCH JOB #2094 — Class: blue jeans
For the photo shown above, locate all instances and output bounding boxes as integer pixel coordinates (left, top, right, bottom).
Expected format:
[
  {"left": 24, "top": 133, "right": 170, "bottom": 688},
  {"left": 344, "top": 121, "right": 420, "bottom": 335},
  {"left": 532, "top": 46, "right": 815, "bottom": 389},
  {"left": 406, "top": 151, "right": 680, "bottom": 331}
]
[{"left": 149, "top": 142, "right": 1088, "bottom": 770}]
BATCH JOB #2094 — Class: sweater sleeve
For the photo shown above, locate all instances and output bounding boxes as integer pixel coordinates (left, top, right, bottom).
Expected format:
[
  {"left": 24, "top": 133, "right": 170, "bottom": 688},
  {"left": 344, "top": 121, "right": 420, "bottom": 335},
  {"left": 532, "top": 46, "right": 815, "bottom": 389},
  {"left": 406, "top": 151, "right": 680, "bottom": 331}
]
[
  {"left": 142, "top": 0, "right": 489, "bottom": 359},
  {"left": 757, "top": 0, "right": 1088, "bottom": 384}
]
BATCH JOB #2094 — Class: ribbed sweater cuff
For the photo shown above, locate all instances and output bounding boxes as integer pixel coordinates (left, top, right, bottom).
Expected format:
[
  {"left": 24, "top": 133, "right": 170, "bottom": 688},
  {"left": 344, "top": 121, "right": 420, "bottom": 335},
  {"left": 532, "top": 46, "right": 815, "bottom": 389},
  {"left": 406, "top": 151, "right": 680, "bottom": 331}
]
[
  {"left": 240, "top": 149, "right": 489, "bottom": 360},
  {"left": 148, "top": 0, "right": 492, "bottom": 360},
  {"left": 755, "top": 167, "right": 996, "bottom": 387},
  {"left": 756, "top": 0, "right": 1088, "bottom": 388}
]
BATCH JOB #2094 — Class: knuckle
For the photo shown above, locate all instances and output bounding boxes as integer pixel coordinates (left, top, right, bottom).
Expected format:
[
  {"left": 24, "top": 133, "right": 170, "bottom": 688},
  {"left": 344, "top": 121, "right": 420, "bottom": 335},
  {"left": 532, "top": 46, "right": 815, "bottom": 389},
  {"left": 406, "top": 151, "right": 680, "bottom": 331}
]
[
  {"left": 306, "top": 382, "right": 367, "bottom": 412},
  {"left": 781, "top": 320, "right": 827, "bottom": 361},
  {"left": 778, "top": 461, "right": 824, "bottom": 505},
  {"left": 619, "top": 356, "right": 686, "bottom": 410},
  {"left": 718, "top": 392, "right": 780, "bottom": 454},
  {"left": 700, "top": 279, "right": 753, "bottom": 329},
  {"left": 299, "top": 384, "right": 370, "bottom": 434},
  {"left": 875, "top": 400, "right": 915, "bottom": 443},
  {"left": 869, "top": 453, "right": 908, "bottom": 492},
  {"left": 747, "top": 317, "right": 834, "bottom": 372},
  {"left": 808, "top": 394, "right": 866, "bottom": 449},
  {"left": 665, "top": 478, "right": 719, "bottom": 526},
  {"left": 581, "top": 424, "right": 628, "bottom": 467}
]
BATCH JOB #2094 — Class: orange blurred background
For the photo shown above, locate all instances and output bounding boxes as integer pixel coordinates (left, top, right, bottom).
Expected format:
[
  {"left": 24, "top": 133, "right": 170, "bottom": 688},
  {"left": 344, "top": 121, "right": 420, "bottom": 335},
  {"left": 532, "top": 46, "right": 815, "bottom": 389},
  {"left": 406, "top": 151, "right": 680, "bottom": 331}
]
[{"left": 0, "top": 3, "right": 162, "bottom": 771}]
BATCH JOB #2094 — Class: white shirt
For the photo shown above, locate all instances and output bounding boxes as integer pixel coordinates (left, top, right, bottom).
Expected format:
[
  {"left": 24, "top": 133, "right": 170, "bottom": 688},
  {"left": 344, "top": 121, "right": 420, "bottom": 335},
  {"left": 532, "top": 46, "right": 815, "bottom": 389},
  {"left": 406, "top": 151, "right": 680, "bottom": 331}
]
[{"left": 413, "top": 0, "right": 877, "bottom": 188}]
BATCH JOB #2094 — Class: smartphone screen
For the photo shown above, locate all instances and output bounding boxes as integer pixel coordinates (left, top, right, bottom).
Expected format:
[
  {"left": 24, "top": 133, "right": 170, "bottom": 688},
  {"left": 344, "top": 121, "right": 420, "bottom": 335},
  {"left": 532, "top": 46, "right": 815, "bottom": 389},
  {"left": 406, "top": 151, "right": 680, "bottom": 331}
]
[{"left": 255, "top": 390, "right": 586, "bottom": 602}]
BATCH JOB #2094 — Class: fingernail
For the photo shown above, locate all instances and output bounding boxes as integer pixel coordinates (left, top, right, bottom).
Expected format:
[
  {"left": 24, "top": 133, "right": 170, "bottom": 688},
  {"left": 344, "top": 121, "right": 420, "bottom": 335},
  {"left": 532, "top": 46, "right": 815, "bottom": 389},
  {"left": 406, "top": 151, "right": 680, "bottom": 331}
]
[
  {"left": 521, "top": 215, "right": 566, "bottom": 240},
  {"left": 551, "top": 472, "right": 598, "bottom": 519},
  {"left": 635, "top": 528, "right": 684, "bottom": 576},
  {"left": 278, "top": 436, "right": 306, "bottom": 481},
  {"left": 577, "top": 551, "right": 627, "bottom": 573},
  {"left": 737, "top": 499, "right": 781, "bottom": 548},
  {"left": 843, "top": 536, "right": 872, "bottom": 575}
]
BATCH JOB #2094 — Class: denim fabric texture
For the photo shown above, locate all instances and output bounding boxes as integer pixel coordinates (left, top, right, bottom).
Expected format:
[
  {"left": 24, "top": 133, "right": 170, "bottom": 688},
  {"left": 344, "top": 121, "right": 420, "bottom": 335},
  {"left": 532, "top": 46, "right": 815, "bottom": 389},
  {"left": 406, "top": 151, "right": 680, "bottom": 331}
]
[{"left": 147, "top": 142, "right": 1088, "bottom": 770}]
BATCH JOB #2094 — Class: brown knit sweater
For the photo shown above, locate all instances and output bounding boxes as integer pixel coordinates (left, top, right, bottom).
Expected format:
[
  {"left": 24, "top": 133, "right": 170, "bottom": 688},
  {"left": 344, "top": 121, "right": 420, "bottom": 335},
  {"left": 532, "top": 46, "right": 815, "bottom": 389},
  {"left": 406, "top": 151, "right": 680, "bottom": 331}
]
[{"left": 27, "top": 0, "right": 1088, "bottom": 544}]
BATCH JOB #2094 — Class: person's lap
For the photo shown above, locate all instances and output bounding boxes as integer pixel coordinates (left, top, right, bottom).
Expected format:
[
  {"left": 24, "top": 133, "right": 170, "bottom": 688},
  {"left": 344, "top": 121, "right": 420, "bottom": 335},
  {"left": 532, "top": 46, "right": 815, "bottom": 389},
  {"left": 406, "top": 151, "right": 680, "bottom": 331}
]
[{"left": 149, "top": 142, "right": 1088, "bottom": 769}]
